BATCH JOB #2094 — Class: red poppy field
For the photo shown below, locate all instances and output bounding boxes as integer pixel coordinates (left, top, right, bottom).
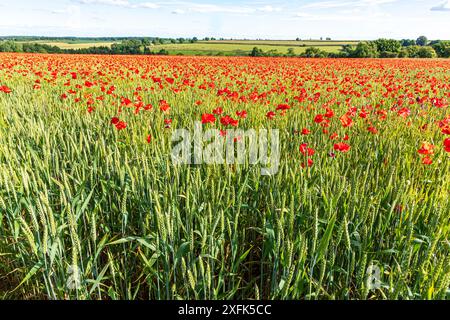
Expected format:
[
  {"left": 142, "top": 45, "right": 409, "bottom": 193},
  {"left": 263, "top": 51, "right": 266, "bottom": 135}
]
[{"left": 0, "top": 53, "right": 449, "bottom": 300}]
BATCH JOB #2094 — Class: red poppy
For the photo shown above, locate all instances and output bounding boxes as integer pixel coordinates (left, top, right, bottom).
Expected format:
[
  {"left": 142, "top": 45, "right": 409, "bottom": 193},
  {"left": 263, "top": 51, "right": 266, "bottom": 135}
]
[
  {"left": 299, "top": 144, "right": 315, "bottom": 156},
  {"left": 236, "top": 110, "right": 248, "bottom": 119},
  {"left": 314, "top": 114, "right": 324, "bottom": 124},
  {"left": 276, "top": 104, "right": 290, "bottom": 111},
  {"left": 266, "top": 111, "right": 276, "bottom": 120},
  {"left": 442, "top": 126, "right": 450, "bottom": 135},
  {"left": 334, "top": 143, "right": 351, "bottom": 153},
  {"left": 339, "top": 114, "right": 353, "bottom": 128},
  {"left": 444, "top": 138, "right": 450, "bottom": 153},
  {"left": 111, "top": 117, "right": 120, "bottom": 125},
  {"left": 301, "top": 158, "right": 314, "bottom": 168},
  {"left": 115, "top": 121, "right": 127, "bottom": 130},
  {"left": 202, "top": 113, "right": 216, "bottom": 124},
  {"left": 397, "top": 108, "right": 411, "bottom": 118},
  {"left": 417, "top": 142, "right": 435, "bottom": 155},
  {"left": 147, "top": 135, "right": 152, "bottom": 143},
  {"left": 0, "top": 85, "right": 12, "bottom": 93},
  {"left": 422, "top": 156, "right": 433, "bottom": 165},
  {"left": 213, "top": 107, "right": 223, "bottom": 115},
  {"left": 301, "top": 128, "right": 311, "bottom": 135},
  {"left": 368, "top": 126, "right": 378, "bottom": 134}
]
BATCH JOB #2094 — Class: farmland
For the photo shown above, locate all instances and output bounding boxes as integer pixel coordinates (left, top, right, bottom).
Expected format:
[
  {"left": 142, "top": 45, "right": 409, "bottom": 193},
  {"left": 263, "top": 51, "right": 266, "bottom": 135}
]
[
  {"left": 0, "top": 54, "right": 449, "bottom": 300},
  {"left": 14, "top": 39, "right": 357, "bottom": 55},
  {"left": 150, "top": 40, "right": 357, "bottom": 55}
]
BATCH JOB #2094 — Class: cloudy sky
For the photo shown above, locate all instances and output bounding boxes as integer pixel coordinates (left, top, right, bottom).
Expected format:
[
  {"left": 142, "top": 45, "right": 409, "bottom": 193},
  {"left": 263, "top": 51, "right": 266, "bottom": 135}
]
[{"left": 0, "top": 0, "right": 449, "bottom": 39}]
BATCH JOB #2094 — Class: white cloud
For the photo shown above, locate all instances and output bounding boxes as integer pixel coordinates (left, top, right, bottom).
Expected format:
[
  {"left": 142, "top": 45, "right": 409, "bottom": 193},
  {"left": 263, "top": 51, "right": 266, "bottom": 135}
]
[
  {"left": 258, "top": 5, "right": 282, "bottom": 13},
  {"left": 76, "top": 0, "right": 130, "bottom": 6},
  {"left": 431, "top": 0, "right": 450, "bottom": 11},
  {"left": 186, "top": 4, "right": 255, "bottom": 14},
  {"left": 301, "top": 0, "right": 397, "bottom": 9},
  {"left": 171, "top": 9, "right": 185, "bottom": 14},
  {"left": 75, "top": 0, "right": 159, "bottom": 9}
]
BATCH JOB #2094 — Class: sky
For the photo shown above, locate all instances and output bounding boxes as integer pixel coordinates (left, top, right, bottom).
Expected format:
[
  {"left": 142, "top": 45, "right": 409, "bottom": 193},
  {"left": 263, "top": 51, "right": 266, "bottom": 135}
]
[{"left": 0, "top": 0, "right": 449, "bottom": 40}]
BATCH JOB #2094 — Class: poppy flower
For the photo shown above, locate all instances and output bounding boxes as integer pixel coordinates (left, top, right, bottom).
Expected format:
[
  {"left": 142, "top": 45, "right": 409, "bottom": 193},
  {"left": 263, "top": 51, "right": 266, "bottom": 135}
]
[
  {"left": 301, "top": 158, "right": 314, "bottom": 168},
  {"left": 299, "top": 144, "right": 315, "bottom": 156},
  {"left": 397, "top": 108, "right": 411, "bottom": 118},
  {"left": 368, "top": 126, "right": 378, "bottom": 134},
  {"left": 417, "top": 142, "right": 435, "bottom": 155},
  {"left": 0, "top": 85, "right": 12, "bottom": 93},
  {"left": 444, "top": 138, "right": 450, "bottom": 153},
  {"left": 314, "top": 114, "right": 324, "bottom": 124},
  {"left": 213, "top": 107, "right": 223, "bottom": 115},
  {"left": 147, "top": 135, "right": 152, "bottom": 143},
  {"left": 442, "top": 126, "right": 450, "bottom": 135},
  {"left": 276, "top": 104, "right": 290, "bottom": 111},
  {"left": 301, "top": 128, "right": 311, "bottom": 135},
  {"left": 422, "top": 156, "right": 433, "bottom": 165},
  {"left": 159, "top": 100, "right": 170, "bottom": 112},
  {"left": 111, "top": 117, "right": 120, "bottom": 125},
  {"left": 334, "top": 143, "right": 351, "bottom": 153},
  {"left": 115, "top": 121, "right": 127, "bottom": 130},
  {"left": 266, "top": 111, "right": 276, "bottom": 120},
  {"left": 236, "top": 110, "right": 247, "bottom": 119},
  {"left": 339, "top": 114, "right": 353, "bottom": 128},
  {"left": 201, "top": 113, "right": 216, "bottom": 124}
]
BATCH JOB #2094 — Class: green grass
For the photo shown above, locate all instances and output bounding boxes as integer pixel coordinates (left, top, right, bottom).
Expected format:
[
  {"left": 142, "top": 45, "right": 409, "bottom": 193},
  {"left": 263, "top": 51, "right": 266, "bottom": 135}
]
[
  {"left": 152, "top": 41, "right": 346, "bottom": 55},
  {"left": 24, "top": 39, "right": 352, "bottom": 55},
  {"left": 19, "top": 41, "right": 116, "bottom": 49}
]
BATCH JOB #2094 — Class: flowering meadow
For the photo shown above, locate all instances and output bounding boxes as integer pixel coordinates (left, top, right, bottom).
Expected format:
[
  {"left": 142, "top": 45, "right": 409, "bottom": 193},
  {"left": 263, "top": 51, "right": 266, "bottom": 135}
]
[{"left": 0, "top": 53, "right": 449, "bottom": 300}]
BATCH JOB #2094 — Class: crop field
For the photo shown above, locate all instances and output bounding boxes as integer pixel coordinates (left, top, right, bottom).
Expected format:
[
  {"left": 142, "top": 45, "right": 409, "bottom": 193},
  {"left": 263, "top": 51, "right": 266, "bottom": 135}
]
[
  {"left": 152, "top": 40, "right": 349, "bottom": 55},
  {"left": 0, "top": 53, "right": 449, "bottom": 300},
  {"left": 19, "top": 41, "right": 116, "bottom": 49},
  {"left": 20, "top": 39, "right": 354, "bottom": 55}
]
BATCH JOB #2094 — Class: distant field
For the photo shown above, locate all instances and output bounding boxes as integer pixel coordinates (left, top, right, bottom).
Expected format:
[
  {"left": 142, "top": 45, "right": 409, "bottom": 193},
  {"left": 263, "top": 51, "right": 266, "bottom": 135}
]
[
  {"left": 20, "top": 40, "right": 115, "bottom": 49},
  {"left": 202, "top": 40, "right": 360, "bottom": 47},
  {"left": 152, "top": 41, "right": 349, "bottom": 55},
  {"left": 17, "top": 39, "right": 356, "bottom": 55}
]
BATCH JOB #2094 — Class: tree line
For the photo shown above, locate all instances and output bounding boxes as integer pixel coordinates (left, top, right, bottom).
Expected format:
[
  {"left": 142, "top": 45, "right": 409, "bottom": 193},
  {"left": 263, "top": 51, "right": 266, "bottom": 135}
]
[
  {"left": 0, "top": 39, "right": 170, "bottom": 55},
  {"left": 250, "top": 36, "right": 450, "bottom": 58}
]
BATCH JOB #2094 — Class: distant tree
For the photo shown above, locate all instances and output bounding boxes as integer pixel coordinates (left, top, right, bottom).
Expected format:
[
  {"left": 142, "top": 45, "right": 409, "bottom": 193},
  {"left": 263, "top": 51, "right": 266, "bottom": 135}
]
[
  {"left": 417, "top": 46, "right": 437, "bottom": 58},
  {"left": 340, "top": 44, "right": 355, "bottom": 57},
  {"left": 399, "top": 45, "right": 420, "bottom": 58},
  {"left": 401, "top": 39, "right": 415, "bottom": 47},
  {"left": 432, "top": 41, "right": 450, "bottom": 58},
  {"left": 416, "top": 36, "right": 428, "bottom": 46},
  {"left": 302, "top": 47, "right": 328, "bottom": 58},
  {"left": 373, "top": 38, "right": 401, "bottom": 54},
  {"left": 296, "top": 38, "right": 301, "bottom": 41},
  {"left": 326, "top": 37, "right": 331, "bottom": 41},
  {"left": 352, "top": 42, "right": 378, "bottom": 58},
  {"left": 287, "top": 48, "right": 295, "bottom": 56},
  {"left": 249, "top": 47, "right": 264, "bottom": 57}
]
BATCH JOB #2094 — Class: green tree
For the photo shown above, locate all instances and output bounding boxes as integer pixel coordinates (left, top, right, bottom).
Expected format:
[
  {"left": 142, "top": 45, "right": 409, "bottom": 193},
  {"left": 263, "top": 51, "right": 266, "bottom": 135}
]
[
  {"left": 417, "top": 46, "right": 437, "bottom": 58},
  {"left": 352, "top": 42, "right": 378, "bottom": 58},
  {"left": 432, "top": 41, "right": 450, "bottom": 58},
  {"left": 416, "top": 36, "right": 428, "bottom": 46},
  {"left": 373, "top": 38, "right": 401, "bottom": 54}
]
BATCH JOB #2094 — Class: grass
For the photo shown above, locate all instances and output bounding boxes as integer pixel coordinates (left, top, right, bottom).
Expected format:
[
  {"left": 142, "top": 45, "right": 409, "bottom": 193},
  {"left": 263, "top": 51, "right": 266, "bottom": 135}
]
[
  {"left": 152, "top": 42, "right": 345, "bottom": 55},
  {"left": 19, "top": 41, "right": 116, "bottom": 49},
  {"left": 0, "top": 54, "right": 449, "bottom": 300},
  {"left": 20, "top": 39, "right": 353, "bottom": 55}
]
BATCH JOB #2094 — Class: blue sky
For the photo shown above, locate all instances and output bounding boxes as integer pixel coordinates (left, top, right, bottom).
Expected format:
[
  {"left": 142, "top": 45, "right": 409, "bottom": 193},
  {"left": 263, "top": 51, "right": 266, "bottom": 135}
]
[{"left": 0, "top": 0, "right": 449, "bottom": 39}]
